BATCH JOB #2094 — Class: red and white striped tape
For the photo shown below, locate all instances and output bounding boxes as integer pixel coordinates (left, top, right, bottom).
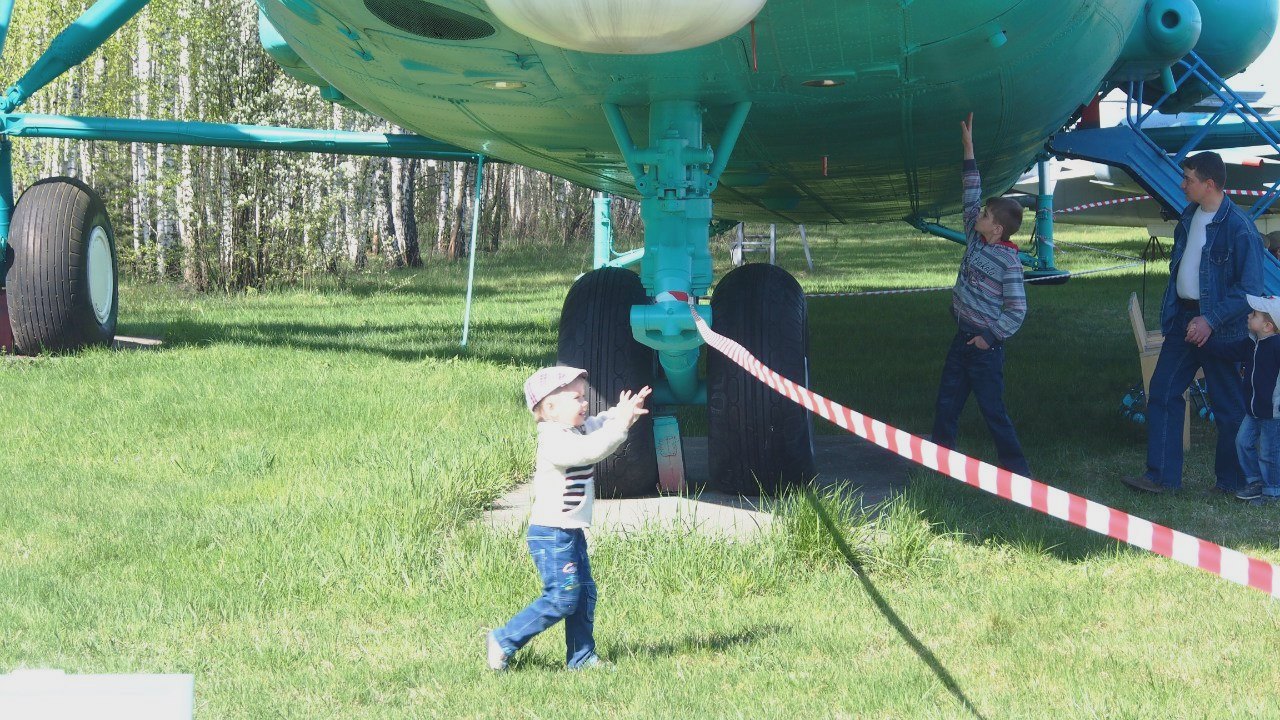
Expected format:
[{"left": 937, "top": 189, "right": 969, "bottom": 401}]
[
  {"left": 1053, "top": 195, "right": 1151, "bottom": 214},
  {"left": 689, "top": 309, "right": 1279, "bottom": 598},
  {"left": 804, "top": 261, "right": 1141, "bottom": 299},
  {"left": 1054, "top": 189, "right": 1273, "bottom": 215}
]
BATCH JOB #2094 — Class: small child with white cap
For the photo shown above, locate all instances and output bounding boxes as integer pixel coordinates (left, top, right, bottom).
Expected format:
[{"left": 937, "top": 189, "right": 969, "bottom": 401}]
[
  {"left": 1206, "top": 294, "right": 1280, "bottom": 505},
  {"left": 487, "top": 366, "right": 651, "bottom": 671}
]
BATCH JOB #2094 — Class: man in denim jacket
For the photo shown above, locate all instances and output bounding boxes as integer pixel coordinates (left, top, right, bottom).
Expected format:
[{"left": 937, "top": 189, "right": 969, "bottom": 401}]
[{"left": 1123, "top": 152, "right": 1264, "bottom": 494}]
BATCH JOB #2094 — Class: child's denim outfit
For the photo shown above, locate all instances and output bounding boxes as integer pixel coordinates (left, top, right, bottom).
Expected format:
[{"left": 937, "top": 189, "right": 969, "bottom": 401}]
[
  {"left": 495, "top": 526, "right": 597, "bottom": 667},
  {"left": 492, "top": 410, "right": 627, "bottom": 668},
  {"left": 1212, "top": 333, "right": 1280, "bottom": 499}
]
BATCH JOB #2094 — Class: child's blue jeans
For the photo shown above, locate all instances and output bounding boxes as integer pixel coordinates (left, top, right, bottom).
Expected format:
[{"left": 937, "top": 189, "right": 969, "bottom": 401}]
[
  {"left": 492, "top": 525, "right": 598, "bottom": 668},
  {"left": 1236, "top": 415, "right": 1280, "bottom": 497},
  {"left": 931, "top": 329, "right": 1031, "bottom": 477}
]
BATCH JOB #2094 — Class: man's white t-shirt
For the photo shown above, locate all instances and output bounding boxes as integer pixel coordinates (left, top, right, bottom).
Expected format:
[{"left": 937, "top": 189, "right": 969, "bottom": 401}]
[{"left": 1176, "top": 206, "right": 1216, "bottom": 300}]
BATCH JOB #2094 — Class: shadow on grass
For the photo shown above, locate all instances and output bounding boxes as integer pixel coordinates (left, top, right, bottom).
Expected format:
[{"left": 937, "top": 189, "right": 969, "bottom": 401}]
[
  {"left": 119, "top": 317, "right": 558, "bottom": 367},
  {"left": 612, "top": 625, "right": 786, "bottom": 660},
  {"left": 801, "top": 487, "right": 989, "bottom": 720},
  {"left": 503, "top": 627, "right": 781, "bottom": 671}
]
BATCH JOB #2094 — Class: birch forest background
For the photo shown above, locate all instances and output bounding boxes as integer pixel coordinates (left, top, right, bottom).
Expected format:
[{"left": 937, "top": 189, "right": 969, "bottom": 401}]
[{"left": 0, "top": 0, "right": 643, "bottom": 290}]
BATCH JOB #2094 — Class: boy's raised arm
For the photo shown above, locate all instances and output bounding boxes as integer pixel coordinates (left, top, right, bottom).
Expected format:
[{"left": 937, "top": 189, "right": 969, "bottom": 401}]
[{"left": 960, "top": 113, "right": 982, "bottom": 239}]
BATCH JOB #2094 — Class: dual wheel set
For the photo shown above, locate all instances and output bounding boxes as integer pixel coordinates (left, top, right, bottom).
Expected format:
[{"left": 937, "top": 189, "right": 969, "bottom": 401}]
[
  {"left": 558, "top": 264, "right": 816, "bottom": 498},
  {"left": 4, "top": 176, "right": 118, "bottom": 354}
]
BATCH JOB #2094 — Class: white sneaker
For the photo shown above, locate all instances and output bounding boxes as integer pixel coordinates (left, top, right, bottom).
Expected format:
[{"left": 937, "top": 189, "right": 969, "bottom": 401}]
[{"left": 487, "top": 631, "right": 509, "bottom": 671}]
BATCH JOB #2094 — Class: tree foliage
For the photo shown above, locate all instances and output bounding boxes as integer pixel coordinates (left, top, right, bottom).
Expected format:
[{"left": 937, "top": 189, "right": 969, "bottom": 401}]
[{"left": 0, "top": 0, "right": 641, "bottom": 290}]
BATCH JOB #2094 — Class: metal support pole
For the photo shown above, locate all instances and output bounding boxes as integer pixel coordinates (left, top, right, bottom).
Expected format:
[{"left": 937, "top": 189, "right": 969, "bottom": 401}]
[
  {"left": 592, "top": 193, "right": 612, "bottom": 268},
  {"left": 461, "top": 156, "right": 485, "bottom": 347},
  {"left": 3, "top": 0, "right": 151, "bottom": 112},
  {"left": 0, "top": 138, "right": 11, "bottom": 284},
  {"left": 908, "top": 217, "right": 968, "bottom": 245},
  {"left": 0, "top": 138, "right": 11, "bottom": 247},
  {"left": 1033, "top": 158, "right": 1057, "bottom": 270},
  {"left": 0, "top": 0, "right": 16, "bottom": 61}
]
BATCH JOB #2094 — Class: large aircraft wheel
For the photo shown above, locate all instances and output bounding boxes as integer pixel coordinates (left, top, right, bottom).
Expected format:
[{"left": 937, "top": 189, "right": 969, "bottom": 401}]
[
  {"left": 707, "top": 263, "right": 815, "bottom": 496},
  {"left": 9, "top": 177, "right": 118, "bottom": 354},
  {"left": 557, "top": 267, "right": 658, "bottom": 497}
]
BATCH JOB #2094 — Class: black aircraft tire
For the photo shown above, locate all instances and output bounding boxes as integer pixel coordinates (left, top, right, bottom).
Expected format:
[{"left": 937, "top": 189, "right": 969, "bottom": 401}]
[
  {"left": 707, "top": 263, "right": 815, "bottom": 496},
  {"left": 9, "top": 177, "right": 118, "bottom": 354},
  {"left": 557, "top": 267, "right": 657, "bottom": 498}
]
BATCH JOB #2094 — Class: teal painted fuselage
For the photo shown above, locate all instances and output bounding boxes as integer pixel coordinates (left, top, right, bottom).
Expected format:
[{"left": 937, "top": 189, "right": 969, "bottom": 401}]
[{"left": 256, "top": 0, "right": 1272, "bottom": 224}]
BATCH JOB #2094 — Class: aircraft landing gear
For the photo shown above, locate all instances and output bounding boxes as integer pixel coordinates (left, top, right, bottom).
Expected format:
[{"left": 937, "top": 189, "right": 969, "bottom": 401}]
[
  {"left": 558, "top": 267, "right": 659, "bottom": 497},
  {"left": 707, "top": 263, "right": 815, "bottom": 495},
  {"left": 569, "top": 99, "right": 814, "bottom": 497},
  {"left": 7, "top": 176, "right": 118, "bottom": 354}
]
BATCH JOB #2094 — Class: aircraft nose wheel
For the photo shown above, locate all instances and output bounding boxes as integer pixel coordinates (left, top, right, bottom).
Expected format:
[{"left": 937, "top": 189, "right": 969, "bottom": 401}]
[
  {"left": 8, "top": 177, "right": 119, "bottom": 354},
  {"left": 706, "top": 263, "right": 815, "bottom": 496},
  {"left": 557, "top": 267, "right": 659, "bottom": 497}
]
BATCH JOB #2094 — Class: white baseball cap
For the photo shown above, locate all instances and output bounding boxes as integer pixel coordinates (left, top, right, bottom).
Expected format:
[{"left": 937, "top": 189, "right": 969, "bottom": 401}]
[{"left": 1247, "top": 294, "right": 1280, "bottom": 320}]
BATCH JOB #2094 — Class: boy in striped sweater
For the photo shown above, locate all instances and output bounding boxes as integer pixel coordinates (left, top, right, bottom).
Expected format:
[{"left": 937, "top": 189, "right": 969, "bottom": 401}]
[
  {"left": 488, "top": 366, "right": 651, "bottom": 671},
  {"left": 930, "top": 113, "right": 1031, "bottom": 476}
]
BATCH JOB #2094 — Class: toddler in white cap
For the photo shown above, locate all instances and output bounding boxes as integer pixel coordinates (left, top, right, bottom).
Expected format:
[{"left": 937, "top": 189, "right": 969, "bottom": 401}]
[
  {"left": 487, "top": 365, "right": 651, "bottom": 671},
  {"left": 1206, "top": 294, "right": 1280, "bottom": 504}
]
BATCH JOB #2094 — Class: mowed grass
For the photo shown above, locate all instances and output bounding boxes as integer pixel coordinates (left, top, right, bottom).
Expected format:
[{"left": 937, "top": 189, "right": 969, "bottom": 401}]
[{"left": 2, "top": 228, "right": 1279, "bottom": 718}]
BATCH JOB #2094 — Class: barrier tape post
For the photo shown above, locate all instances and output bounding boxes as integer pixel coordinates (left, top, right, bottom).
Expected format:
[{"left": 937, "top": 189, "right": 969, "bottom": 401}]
[{"left": 688, "top": 307, "right": 1279, "bottom": 599}]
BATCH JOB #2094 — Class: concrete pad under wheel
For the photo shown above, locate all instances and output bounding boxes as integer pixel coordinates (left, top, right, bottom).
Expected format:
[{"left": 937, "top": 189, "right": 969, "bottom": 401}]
[{"left": 482, "top": 435, "right": 913, "bottom": 540}]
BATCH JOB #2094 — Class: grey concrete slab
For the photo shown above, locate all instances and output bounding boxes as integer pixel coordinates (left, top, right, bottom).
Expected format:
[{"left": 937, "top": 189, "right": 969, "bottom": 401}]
[{"left": 482, "top": 434, "right": 913, "bottom": 539}]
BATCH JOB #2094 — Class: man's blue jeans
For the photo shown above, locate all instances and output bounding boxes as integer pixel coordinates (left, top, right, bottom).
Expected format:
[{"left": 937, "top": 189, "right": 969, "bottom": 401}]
[
  {"left": 1145, "top": 309, "right": 1246, "bottom": 490},
  {"left": 1236, "top": 416, "right": 1280, "bottom": 497},
  {"left": 931, "top": 330, "right": 1031, "bottom": 477},
  {"left": 492, "top": 525, "right": 598, "bottom": 668}
]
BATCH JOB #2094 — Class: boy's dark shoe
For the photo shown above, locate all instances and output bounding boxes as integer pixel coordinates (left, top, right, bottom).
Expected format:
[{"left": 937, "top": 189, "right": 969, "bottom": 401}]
[
  {"left": 1236, "top": 482, "right": 1265, "bottom": 501},
  {"left": 1121, "top": 474, "right": 1167, "bottom": 494},
  {"left": 1248, "top": 494, "right": 1279, "bottom": 507}
]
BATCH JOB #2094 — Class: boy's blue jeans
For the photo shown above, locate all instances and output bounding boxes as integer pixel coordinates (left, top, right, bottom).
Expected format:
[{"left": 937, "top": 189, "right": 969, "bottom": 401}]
[
  {"left": 931, "top": 329, "right": 1031, "bottom": 477},
  {"left": 1144, "top": 309, "right": 1246, "bottom": 491},
  {"left": 492, "top": 525, "right": 598, "bottom": 668},
  {"left": 1236, "top": 416, "right": 1280, "bottom": 497}
]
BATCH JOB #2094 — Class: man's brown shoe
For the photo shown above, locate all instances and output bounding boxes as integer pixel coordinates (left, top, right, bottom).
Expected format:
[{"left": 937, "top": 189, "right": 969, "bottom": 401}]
[{"left": 1121, "top": 475, "right": 1166, "bottom": 494}]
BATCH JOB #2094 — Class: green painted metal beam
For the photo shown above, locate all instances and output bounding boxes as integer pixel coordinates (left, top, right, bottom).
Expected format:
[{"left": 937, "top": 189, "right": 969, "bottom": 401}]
[
  {"left": 0, "top": 0, "right": 15, "bottom": 61},
  {"left": 0, "top": 114, "right": 479, "bottom": 160},
  {"left": 2, "top": 0, "right": 150, "bottom": 112}
]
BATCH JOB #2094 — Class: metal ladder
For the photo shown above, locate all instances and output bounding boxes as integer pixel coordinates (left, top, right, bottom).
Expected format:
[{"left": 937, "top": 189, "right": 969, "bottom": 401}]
[
  {"left": 1048, "top": 50, "right": 1280, "bottom": 218},
  {"left": 731, "top": 223, "right": 814, "bottom": 270}
]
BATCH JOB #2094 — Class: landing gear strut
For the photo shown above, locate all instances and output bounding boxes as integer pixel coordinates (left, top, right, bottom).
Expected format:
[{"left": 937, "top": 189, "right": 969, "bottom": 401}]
[{"left": 556, "top": 99, "right": 815, "bottom": 497}]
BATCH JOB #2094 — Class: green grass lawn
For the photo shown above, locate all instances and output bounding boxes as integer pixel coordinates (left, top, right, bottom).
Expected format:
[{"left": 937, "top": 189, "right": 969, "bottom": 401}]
[{"left": 2, "top": 227, "right": 1278, "bottom": 718}]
